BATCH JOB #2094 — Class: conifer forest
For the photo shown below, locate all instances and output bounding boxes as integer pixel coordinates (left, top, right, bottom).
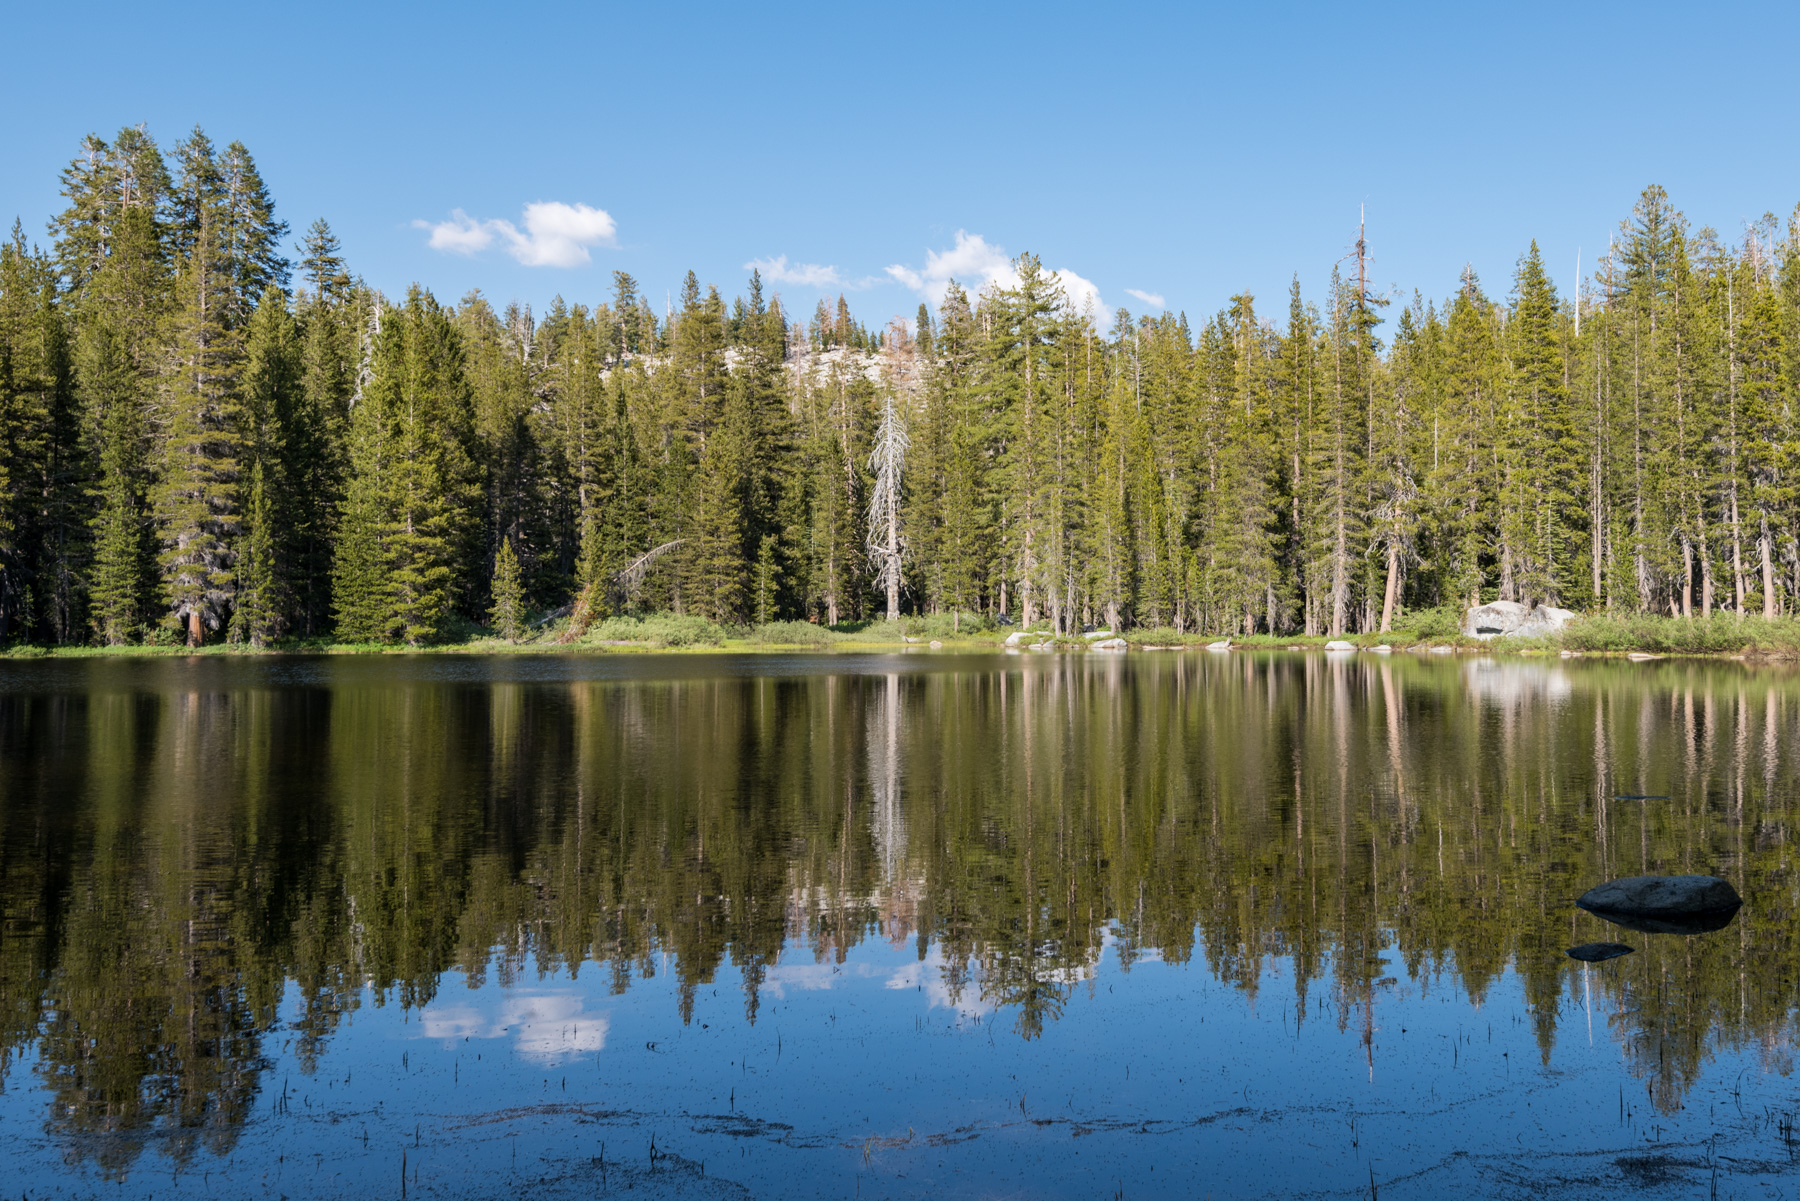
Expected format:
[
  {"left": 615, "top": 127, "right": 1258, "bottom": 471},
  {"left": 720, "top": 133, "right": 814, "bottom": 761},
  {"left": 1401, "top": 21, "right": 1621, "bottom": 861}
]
[{"left": 7, "top": 124, "right": 1800, "bottom": 648}]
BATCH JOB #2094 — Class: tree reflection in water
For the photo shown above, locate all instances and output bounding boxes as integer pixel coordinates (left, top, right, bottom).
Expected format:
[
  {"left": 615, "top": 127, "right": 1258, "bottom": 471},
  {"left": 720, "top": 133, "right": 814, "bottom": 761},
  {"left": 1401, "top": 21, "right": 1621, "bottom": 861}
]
[{"left": 0, "top": 651, "right": 1794, "bottom": 1174}]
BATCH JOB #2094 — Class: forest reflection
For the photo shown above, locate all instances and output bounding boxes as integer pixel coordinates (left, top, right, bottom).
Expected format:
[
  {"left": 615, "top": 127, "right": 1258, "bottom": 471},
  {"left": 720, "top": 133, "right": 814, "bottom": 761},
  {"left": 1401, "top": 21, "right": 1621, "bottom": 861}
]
[{"left": 1, "top": 651, "right": 1797, "bottom": 1170}]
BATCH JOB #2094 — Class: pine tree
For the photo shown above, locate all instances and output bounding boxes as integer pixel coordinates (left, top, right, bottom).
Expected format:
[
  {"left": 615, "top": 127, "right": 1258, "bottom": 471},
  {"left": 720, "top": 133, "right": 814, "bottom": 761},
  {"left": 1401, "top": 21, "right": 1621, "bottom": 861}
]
[
  {"left": 1205, "top": 296, "right": 1284, "bottom": 634},
  {"left": 936, "top": 282, "right": 987, "bottom": 620},
  {"left": 989, "top": 255, "right": 1068, "bottom": 627},
  {"left": 1736, "top": 240, "right": 1787, "bottom": 616},
  {"left": 488, "top": 536, "right": 524, "bottom": 641},
  {"left": 234, "top": 460, "right": 279, "bottom": 646},
  {"left": 238, "top": 285, "right": 302, "bottom": 636},
  {"left": 215, "top": 140, "right": 290, "bottom": 324},
  {"left": 83, "top": 315, "right": 152, "bottom": 644},
  {"left": 1502, "top": 242, "right": 1576, "bottom": 606},
  {"left": 288, "top": 278, "right": 357, "bottom": 633},
  {"left": 62, "top": 162, "right": 170, "bottom": 645},
  {"left": 684, "top": 380, "right": 751, "bottom": 622},
  {"left": 0, "top": 226, "right": 70, "bottom": 640},
  {"left": 50, "top": 127, "right": 172, "bottom": 299},
  {"left": 299, "top": 218, "right": 350, "bottom": 302},
  {"left": 155, "top": 133, "right": 245, "bottom": 646},
  {"left": 331, "top": 289, "right": 480, "bottom": 644}
]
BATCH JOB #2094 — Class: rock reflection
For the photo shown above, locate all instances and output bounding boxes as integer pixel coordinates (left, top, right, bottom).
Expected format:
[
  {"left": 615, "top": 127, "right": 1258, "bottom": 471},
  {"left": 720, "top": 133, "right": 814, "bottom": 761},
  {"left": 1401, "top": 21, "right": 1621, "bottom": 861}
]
[{"left": 1, "top": 652, "right": 1799, "bottom": 1165}]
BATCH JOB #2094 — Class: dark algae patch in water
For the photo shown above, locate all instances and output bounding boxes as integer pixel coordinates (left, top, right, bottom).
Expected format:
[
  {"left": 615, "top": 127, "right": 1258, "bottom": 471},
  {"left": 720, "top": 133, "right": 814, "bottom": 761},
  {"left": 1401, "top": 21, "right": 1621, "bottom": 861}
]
[{"left": 2, "top": 652, "right": 1799, "bottom": 1197}]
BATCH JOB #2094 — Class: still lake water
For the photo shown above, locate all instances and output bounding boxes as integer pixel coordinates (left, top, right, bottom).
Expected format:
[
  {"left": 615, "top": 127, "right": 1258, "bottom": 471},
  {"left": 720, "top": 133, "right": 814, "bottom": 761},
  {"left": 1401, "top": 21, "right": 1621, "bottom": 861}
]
[{"left": 2, "top": 650, "right": 1799, "bottom": 1198}]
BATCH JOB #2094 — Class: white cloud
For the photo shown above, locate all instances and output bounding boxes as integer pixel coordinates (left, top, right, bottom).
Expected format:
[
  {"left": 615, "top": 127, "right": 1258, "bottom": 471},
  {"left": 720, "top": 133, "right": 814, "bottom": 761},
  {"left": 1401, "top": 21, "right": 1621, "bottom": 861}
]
[
  {"left": 1126, "top": 288, "right": 1166, "bottom": 309},
  {"left": 745, "top": 255, "right": 881, "bottom": 291},
  {"left": 413, "top": 209, "right": 493, "bottom": 255},
  {"left": 414, "top": 202, "right": 617, "bottom": 268},
  {"left": 1056, "top": 268, "right": 1103, "bottom": 318},
  {"left": 885, "top": 230, "right": 1012, "bottom": 305},
  {"left": 747, "top": 255, "right": 841, "bottom": 289},
  {"left": 887, "top": 230, "right": 1102, "bottom": 316}
]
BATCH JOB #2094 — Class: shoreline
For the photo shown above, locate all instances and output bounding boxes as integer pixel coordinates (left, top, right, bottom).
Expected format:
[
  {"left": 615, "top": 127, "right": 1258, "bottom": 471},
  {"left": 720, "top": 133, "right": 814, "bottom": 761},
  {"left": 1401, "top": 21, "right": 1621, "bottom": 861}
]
[
  {"left": 6, "top": 634, "right": 1797, "bottom": 661},
  {"left": 9, "top": 608, "right": 1800, "bottom": 662}
]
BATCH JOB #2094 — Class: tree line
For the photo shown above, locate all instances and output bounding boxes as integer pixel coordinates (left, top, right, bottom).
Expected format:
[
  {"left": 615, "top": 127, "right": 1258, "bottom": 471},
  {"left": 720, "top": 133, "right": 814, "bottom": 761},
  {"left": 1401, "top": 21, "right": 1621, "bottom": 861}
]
[{"left": 5, "top": 124, "right": 1799, "bottom": 645}]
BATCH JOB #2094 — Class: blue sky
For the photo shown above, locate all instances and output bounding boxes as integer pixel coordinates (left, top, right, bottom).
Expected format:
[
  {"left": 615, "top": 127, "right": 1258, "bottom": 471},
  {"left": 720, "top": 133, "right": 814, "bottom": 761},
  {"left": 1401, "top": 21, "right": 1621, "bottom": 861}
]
[{"left": 4, "top": 1, "right": 1798, "bottom": 331}]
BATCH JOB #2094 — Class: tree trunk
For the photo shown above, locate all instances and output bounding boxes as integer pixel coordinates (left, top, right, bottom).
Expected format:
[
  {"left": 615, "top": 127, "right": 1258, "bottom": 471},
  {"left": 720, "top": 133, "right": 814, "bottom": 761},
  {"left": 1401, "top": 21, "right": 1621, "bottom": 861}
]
[
  {"left": 187, "top": 609, "right": 203, "bottom": 648},
  {"left": 1680, "top": 539, "right": 1693, "bottom": 617},
  {"left": 1379, "top": 546, "right": 1399, "bottom": 633},
  {"left": 1762, "top": 528, "right": 1776, "bottom": 619},
  {"left": 1731, "top": 493, "right": 1747, "bottom": 614}
]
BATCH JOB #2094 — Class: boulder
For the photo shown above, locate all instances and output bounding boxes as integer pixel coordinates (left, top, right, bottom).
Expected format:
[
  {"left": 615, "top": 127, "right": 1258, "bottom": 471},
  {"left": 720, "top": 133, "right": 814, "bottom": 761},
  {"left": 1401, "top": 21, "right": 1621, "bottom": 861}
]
[
  {"left": 1082, "top": 629, "right": 1115, "bottom": 640},
  {"left": 1428, "top": 645, "right": 1455, "bottom": 655},
  {"left": 1325, "top": 640, "right": 1356, "bottom": 652},
  {"left": 1464, "top": 600, "right": 1578, "bottom": 639},
  {"left": 1207, "top": 639, "right": 1231, "bottom": 651},
  {"left": 1370, "top": 644, "right": 1393, "bottom": 654},
  {"left": 1566, "top": 942, "right": 1634, "bottom": 963},
  {"left": 1004, "top": 630, "right": 1031, "bottom": 646},
  {"left": 1576, "top": 875, "right": 1742, "bottom": 935},
  {"left": 929, "top": 640, "right": 943, "bottom": 648},
  {"left": 1091, "top": 637, "right": 1127, "bottom": 651}
]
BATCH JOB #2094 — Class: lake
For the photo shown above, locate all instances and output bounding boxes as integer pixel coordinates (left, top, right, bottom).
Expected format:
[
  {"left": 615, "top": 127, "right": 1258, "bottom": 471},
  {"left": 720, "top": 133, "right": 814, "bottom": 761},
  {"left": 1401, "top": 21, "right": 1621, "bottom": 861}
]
[{"left": 1, "top": 650, "right": 1797, "bottom": 1198}]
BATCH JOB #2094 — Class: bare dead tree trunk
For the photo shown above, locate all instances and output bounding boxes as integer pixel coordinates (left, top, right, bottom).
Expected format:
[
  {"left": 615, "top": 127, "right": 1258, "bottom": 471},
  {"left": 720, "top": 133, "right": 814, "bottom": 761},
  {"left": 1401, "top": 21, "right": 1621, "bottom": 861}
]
[
  {"left": 1681, "top": 539, "right": 1693, "bottom": 618},
  {"left": 1731, "top": 491, "right": 1747, "bottom": 614},
  {"left": 866, "top": 388, "right": 907, "bottom": 622},
  {"left": 1379, "top": 546, "right": 1399, "bottom": 633},
  {"left": 1762, "top": 521, "right": 1777, "bottom": 619}
]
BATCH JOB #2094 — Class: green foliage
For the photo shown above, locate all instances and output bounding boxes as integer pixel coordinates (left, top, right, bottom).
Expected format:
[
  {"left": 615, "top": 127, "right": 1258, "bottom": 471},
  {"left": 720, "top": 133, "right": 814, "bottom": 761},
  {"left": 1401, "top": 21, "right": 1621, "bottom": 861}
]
[
  {"left": 901, "top": 610, "right": 990, "bottom": 638},
  {"left": 233, "top": 460, "right": 279, "bottom": 646},
  {"left": 331, "top": 289, "right": 481, "bottom": 645},
  {"left": 1555, "top": 614, "right": 1800, "bottom": 655},
  {"left": 488, "top": 538, "right": 524, "bottom": 642},
  {"left": 749, "top": 619, "right": 832, "bottom": 646},
  {"left": 586, "top": 613, "right": 727, "bottom": 647},
  {"left": 1387, "top": 605, "right": 1464, "bottom": 640}
]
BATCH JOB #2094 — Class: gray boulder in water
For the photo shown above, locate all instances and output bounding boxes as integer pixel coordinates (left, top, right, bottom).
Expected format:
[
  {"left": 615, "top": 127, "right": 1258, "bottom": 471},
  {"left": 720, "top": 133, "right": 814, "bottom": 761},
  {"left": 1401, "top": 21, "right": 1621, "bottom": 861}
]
[
  {"left": 1566, "top": 942, "right": 1634, "bottom": 962},
  {"left": 1576, "top": 874, "right": 1742, "bottom": 935}
]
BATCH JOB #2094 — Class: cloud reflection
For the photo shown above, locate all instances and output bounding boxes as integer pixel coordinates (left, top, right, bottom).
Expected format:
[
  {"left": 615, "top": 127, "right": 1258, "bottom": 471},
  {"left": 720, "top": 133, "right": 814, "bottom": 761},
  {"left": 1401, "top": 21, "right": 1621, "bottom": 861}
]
[{"left": 420, "top": 992, "right": 608, "bottom": 1063}]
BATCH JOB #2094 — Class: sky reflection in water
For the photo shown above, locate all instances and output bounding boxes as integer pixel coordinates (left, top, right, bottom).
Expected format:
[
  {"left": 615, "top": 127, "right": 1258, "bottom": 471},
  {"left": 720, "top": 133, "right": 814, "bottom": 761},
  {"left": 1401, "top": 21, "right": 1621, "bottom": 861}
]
[{"left": 0, "top": 651, "right": 1797, "bottom": 1198}]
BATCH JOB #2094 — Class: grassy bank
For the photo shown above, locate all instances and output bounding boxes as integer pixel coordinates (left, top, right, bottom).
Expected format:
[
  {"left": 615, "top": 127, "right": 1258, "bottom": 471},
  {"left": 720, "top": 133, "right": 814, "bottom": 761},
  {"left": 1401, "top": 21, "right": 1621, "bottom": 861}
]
[
  {"left": 1125, "top": 609, "right": 1800, "bottom": 658},
  {"left": 0, "top": 611, "right": 1000, "bottom": 657},
  {"left": 8, "top": 608, "right": 1800, "bottom": 659}
]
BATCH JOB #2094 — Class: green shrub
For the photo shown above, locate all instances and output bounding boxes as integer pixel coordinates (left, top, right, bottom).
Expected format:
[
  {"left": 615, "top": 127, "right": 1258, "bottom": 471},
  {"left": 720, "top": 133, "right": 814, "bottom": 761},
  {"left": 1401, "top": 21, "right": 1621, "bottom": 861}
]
[
  {"left": 1388, "top": 605, "right": 1463, "bottom": 640},
  {"left": 1552, "top": 612, "right": 1800, "bottom": 655},
  {"left": 1123, "top": 626, "right": 1200, "bottom": 645},
  {"left": 830, "top": 619, "right": 909, "bottom": 643},
  {"left": 588, "top": 613, "right": 727, "bottom": 648},
  {"left": 751, "top": 620, "right": 833, "bottom": 646},
  {"left": 905, "top": 611, "right": 990, "bottom": 638}
]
